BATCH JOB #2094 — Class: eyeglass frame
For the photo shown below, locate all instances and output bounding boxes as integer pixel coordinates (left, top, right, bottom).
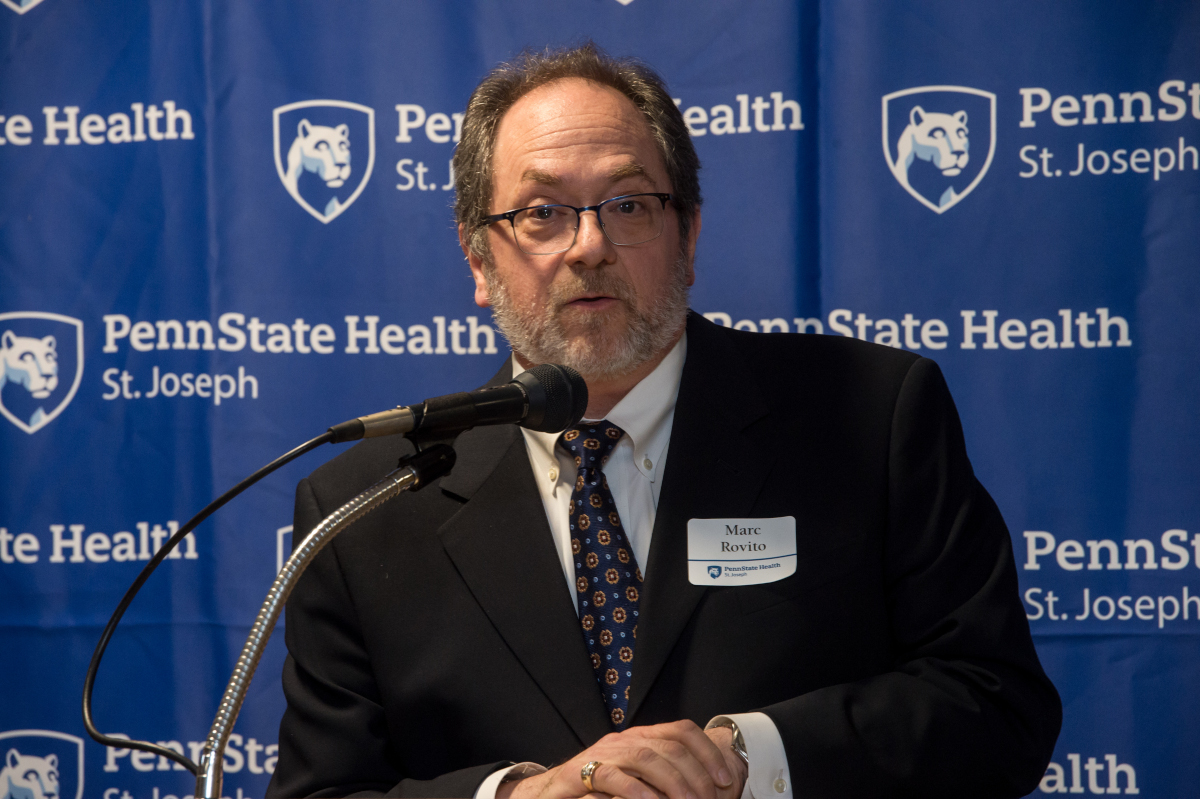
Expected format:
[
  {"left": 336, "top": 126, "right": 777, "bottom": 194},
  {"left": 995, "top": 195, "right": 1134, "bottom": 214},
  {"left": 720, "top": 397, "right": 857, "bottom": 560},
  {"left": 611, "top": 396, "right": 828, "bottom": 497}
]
[{"left": 481, "top": 192, "right": 674, "bottom": 255}]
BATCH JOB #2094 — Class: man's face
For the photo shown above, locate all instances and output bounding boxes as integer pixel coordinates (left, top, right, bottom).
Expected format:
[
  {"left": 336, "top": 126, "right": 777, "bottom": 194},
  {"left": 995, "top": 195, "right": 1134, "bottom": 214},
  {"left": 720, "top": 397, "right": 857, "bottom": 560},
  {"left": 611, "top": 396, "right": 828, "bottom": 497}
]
[{"left": 464, "top": 78, "right": 699, "bottom": 381}]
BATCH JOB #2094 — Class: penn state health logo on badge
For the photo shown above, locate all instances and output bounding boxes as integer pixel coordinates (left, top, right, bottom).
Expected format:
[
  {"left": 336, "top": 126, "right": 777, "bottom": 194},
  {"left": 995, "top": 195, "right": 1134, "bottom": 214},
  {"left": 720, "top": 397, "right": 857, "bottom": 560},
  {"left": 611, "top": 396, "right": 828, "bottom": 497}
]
[
  {"left": 0, "top": 729, "right": 85, "bottom": 799},
  {"left": 882, "top": 85, "right": 996, "bottom": 213},
  {"left": 273, "top": 100, "right": 376, "bottom": 224},
  {"left": 0, "top": 312, "right": 84, "bottom": 435}
]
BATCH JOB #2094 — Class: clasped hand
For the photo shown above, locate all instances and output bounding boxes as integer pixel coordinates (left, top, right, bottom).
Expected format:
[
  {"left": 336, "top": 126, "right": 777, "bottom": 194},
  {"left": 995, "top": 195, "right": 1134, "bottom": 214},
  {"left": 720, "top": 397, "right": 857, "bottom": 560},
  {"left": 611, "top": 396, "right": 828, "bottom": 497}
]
[{"left": 498, "top": 720, "right": 748, "bottom": 799}]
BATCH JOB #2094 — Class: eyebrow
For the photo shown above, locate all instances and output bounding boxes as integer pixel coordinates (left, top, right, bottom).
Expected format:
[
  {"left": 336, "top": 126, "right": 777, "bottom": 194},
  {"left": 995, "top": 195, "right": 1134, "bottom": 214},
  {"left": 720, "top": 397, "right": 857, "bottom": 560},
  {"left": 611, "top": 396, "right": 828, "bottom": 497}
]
[
  {"left": 520, "top": 169, "right": 561, "bottom": 186},
  {"left": 606, "top": 162, "right": 652, "bottom": 184}
]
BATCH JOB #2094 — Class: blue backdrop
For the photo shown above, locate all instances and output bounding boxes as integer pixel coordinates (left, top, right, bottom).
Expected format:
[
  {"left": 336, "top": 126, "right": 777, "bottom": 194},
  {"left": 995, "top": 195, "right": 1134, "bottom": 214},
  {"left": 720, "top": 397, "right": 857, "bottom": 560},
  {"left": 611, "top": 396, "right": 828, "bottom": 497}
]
[{"left": 2, "top": 2, "right": 1197, "bottom": 797}]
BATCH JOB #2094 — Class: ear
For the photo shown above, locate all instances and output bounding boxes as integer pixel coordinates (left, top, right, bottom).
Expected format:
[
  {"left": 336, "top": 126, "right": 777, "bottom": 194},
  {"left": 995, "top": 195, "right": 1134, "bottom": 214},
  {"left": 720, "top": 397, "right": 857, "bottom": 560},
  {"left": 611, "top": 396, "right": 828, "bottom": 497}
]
[
  {"left": 683, "top": 210, "right": 701, "bottom": 288},
  {"left": 1, "top": 330, "right": 14, "bottom": 350},
  {"left": 6, "top": 749, "right": 18, "bottom": 769},
  {"left": 910, "top": 106, "right": 925, "bottom": 126},
  {"left": 954, "top": 110, "right": 968, "bottom": 125},
  {"left": 45, "top": 754, "right": 57, "bottom": 770},
  {"left": 335, "top": 124, "right": 349, "bottom": 139},
  {"left": 297, "top": 119, "right": 311, "bottom": 137},
  {"left": 459, "top": 223, "right": 492, "bottom": 308},
  {"left": 43, "top": 336, "right": 56, "bottom": 351}
]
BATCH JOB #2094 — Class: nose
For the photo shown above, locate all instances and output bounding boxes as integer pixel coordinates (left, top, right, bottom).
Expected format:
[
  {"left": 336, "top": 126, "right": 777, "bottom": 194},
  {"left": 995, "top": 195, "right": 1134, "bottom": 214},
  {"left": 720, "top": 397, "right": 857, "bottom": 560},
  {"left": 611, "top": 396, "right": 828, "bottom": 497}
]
[{"left": 564, "top": 208, "right": 616, "bottom": 268}]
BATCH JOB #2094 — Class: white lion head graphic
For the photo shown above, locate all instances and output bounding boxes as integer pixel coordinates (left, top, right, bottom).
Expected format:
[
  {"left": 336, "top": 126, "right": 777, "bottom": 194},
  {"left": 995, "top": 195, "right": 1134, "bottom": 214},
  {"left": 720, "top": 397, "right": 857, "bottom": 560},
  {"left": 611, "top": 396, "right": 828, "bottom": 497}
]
[
  {"left": 891, "top": 107, "right": 970, "bottom": 209},
  {"left": 881, "top": 86, "right": 996, "bottom": 214},
  {"left": 285, "top": 120, "right": 352, "bottom": 192},
  {"left": 0, "top": 749, "right": 59, "bottom": 799},
  {"left": 1, "top": 330, "right": 59, "bottom": 399},
  {"left": 898, "top": 107, "right": 970, "bottom": 177}
]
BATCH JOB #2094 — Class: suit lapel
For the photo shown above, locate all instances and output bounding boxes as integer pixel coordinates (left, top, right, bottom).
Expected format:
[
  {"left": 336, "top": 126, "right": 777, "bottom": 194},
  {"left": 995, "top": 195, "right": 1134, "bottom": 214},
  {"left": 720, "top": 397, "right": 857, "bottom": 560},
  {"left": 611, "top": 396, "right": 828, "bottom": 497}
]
[
  {"left": 438, "top": 423, "right": 613, "bottom": 746},
  {"left": 628, "top": 314, "right": 776, "bottom": 721}
]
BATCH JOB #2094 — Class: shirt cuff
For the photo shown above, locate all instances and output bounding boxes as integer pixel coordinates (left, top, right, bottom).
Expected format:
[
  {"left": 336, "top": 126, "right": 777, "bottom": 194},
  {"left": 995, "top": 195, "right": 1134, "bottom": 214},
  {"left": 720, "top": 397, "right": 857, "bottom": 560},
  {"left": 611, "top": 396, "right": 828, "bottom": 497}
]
[
  {"left": 708, "top": 712, "right": 793, "bottom": 799},
  {"left": 473, "top": 762, "right": 547, "bottom": 799}
]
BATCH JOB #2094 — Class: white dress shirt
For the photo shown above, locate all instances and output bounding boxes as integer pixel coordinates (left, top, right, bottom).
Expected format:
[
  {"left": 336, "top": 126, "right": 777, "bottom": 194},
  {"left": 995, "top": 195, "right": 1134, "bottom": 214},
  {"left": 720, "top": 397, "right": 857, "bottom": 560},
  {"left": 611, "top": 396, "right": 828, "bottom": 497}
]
[{"left": 476, "top": 333, "right": 793, "bottom": 799}]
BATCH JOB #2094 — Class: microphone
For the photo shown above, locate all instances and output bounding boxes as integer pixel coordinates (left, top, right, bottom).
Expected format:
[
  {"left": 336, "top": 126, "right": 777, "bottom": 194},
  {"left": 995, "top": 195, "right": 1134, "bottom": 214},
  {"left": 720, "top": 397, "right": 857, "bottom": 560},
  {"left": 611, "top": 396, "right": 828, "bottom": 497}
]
[
  {"left": 84, "top": 368, "right": 586, "bottom": 787},
  {"left": 328, "top": 363, "right": 588, "bottom": 443}
]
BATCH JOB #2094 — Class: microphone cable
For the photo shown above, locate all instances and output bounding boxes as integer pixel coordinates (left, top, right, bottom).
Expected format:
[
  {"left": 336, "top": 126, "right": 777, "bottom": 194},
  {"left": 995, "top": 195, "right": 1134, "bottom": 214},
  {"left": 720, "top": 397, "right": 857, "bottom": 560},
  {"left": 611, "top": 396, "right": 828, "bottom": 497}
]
[{"left": 81, "top": 431, "right": 334, "bottom": 775}]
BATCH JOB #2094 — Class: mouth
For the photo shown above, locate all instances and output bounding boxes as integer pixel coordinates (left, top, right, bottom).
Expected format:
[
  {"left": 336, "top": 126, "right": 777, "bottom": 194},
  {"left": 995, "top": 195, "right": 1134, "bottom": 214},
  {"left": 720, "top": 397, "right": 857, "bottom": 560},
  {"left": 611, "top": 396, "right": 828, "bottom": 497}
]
[
  {"left": 326, "top": 179, "right": 345, "bottom": 188},
  {"left": 563, "top": 293, "right": 621, "bottom": 311},
  {"left": 941, "top": 167, "right": 962, "bottom": 176}
]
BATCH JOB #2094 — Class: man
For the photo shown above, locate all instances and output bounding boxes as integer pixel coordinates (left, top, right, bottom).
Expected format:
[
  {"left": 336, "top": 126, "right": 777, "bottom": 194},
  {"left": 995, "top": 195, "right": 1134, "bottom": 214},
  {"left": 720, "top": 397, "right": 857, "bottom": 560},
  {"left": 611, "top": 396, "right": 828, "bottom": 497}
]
[{"left": 268, "top": 44, "right": 1060, "bottom": 799}]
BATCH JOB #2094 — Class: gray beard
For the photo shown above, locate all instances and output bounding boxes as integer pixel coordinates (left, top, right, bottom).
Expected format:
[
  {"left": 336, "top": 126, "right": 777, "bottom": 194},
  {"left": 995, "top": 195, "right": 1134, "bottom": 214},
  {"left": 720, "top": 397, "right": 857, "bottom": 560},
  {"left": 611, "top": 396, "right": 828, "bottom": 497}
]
[{"left": 485, "top": 254, "right": 690, "bottom": 383}]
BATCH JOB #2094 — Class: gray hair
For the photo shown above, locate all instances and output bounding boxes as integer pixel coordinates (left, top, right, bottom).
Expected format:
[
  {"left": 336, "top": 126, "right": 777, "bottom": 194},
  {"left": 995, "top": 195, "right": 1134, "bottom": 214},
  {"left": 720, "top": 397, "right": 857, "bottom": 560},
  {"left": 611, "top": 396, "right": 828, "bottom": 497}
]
[{"left": 453, "top": 42, "right": 702, "bottom": 260}]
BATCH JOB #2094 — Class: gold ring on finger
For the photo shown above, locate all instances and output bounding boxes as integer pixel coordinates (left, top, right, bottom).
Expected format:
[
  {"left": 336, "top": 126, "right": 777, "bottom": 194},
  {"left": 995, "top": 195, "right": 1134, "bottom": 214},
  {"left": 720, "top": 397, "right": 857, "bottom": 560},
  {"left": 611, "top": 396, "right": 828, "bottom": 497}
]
[{"left": 580, "top": 760, "right": 601, "bottom": 793}]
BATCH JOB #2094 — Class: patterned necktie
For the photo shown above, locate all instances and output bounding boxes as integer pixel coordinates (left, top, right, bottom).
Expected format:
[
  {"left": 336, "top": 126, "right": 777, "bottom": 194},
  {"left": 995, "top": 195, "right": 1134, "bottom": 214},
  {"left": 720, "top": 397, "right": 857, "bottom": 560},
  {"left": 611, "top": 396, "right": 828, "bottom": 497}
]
[{"left": 558, "top": 420, "right": 643, "bottom": 729}]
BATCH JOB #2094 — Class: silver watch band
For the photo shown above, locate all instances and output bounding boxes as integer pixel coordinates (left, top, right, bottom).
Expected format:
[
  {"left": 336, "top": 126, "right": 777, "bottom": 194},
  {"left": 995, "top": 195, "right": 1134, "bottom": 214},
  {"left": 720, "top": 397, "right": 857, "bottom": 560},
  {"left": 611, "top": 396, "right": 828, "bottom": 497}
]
[{"left": 705, "top": 717, "right": 750, "bottom": 766}]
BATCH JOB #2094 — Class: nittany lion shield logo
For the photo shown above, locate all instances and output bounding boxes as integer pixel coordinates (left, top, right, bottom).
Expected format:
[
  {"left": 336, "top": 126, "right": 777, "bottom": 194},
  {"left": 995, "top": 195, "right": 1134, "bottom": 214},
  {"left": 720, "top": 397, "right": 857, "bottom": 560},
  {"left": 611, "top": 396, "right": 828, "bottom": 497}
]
[
  {"left": 882, "top": 86, "right": 996, "bottom": 214},
  {"left": 0, "top": 0, "right": 48, "bottom": 14},
  {"left": 707, "top": 565, "right": 722, "bottom": 580},
  {"left": 0, "top": 312, "right": 84, "bottom": 435},
  {"left": 273, "top": 100, "right": 376, "bottom": 224},
  {"left": 0, "top": 730, "right": 85, "bottom": 799}
]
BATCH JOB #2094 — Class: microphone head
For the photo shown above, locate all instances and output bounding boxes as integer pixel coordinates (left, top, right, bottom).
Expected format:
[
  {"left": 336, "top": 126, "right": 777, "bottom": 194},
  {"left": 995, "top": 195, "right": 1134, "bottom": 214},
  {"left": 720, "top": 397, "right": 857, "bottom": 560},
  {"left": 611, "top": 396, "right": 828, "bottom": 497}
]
[{"left": 512, "top": 363, "right": 589, "bottom": 433}]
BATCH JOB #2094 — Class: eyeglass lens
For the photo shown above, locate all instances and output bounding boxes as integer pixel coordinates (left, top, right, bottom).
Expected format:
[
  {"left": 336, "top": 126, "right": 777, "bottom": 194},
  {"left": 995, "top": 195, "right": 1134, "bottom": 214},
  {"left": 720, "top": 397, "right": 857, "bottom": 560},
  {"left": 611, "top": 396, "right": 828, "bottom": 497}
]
[{"left": 511, "top": 195, "right": 665, "bottom": 255}]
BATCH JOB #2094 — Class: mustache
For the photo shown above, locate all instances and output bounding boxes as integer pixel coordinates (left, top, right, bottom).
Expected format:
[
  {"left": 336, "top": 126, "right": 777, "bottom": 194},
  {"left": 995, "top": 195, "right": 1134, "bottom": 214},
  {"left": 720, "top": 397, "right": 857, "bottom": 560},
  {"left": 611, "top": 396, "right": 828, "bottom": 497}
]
[{"left": 548, "top": 269, "right": 637, "bottom": 309}]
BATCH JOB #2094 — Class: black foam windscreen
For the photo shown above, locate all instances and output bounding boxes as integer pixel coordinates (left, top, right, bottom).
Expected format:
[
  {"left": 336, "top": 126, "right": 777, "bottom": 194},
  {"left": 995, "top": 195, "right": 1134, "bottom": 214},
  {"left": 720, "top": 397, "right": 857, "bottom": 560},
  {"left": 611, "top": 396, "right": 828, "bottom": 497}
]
[{"left": 514, "top": 363, "right": 589, "bottom": 433}]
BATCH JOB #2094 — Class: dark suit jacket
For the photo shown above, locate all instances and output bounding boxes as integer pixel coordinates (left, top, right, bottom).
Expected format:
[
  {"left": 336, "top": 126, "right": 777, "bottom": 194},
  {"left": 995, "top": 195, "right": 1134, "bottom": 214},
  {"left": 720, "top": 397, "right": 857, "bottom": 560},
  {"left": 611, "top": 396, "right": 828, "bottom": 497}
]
[{"left": 267, "top": 312, "right": 1060, "bottom": 799}]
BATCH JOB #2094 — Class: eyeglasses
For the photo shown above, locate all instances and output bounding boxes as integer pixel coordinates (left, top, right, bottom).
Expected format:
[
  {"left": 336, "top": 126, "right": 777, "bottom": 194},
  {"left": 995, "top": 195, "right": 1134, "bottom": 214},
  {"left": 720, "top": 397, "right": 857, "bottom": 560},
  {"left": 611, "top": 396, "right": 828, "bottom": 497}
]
[{"left": 483, "top": 193, "right": 672, "bottom": 255}]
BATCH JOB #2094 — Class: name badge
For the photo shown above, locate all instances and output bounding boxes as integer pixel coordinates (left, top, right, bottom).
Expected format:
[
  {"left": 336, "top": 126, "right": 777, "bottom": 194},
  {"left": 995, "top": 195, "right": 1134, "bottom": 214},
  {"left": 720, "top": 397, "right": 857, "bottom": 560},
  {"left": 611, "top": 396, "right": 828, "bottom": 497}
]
[{"left": 687, "top": 517, "right": 797, "bottom": 586}]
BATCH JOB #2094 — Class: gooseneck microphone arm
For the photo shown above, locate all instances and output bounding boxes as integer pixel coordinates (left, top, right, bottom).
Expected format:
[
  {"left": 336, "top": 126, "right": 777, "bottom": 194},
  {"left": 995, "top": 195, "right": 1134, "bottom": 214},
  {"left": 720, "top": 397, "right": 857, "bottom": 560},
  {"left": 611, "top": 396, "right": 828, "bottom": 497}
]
[
  {"left": 196, "top": 445, "right": 456, "bottom": 799},
  {"left": 81, "top": 363, "right": 588, "bottom": 781}
]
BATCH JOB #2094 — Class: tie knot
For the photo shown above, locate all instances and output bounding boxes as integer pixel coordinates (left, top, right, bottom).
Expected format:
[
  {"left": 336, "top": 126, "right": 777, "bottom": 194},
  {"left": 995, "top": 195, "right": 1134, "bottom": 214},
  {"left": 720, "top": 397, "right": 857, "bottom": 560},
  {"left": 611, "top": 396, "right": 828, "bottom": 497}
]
[{"left": 558, "top": 421, "right": 625, "bottom": 471}]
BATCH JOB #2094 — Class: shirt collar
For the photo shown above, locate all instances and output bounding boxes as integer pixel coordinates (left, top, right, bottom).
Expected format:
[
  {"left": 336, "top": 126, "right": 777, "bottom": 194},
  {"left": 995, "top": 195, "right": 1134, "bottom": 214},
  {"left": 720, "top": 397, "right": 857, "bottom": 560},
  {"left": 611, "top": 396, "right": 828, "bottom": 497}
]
[{"left": 514, "top": 332, "right": 687, "bottom": 483}]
